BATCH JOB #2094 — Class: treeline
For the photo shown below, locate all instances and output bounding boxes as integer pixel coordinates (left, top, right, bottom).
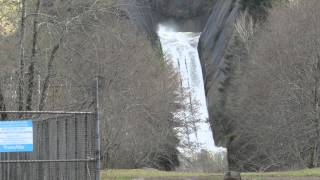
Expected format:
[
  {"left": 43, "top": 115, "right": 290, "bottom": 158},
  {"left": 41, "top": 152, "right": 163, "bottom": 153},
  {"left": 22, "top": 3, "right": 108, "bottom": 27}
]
[
  {"left": 179, "top": 150, "right": 227, "bottom": 173},
  {"left": 0, "top": 0, "right": 194, "bottom": 170},
  {"left": 215, "top": 0, "right": 320, "bottom": 171}
]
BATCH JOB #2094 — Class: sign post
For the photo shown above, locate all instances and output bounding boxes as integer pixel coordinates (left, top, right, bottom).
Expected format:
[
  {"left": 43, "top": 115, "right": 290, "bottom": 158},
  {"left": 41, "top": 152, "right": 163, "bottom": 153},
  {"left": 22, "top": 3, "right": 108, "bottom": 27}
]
[{"left": 0, "top": 120, "right": 33, "bottom": 152}]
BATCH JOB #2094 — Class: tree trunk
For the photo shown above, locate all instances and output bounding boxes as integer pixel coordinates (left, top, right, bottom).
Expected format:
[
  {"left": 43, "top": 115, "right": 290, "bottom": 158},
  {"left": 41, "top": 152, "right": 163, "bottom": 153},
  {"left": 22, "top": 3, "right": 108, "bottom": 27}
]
[
  {"left": 18, "top": 0, "right": 26, "bottom": 115},
  {"left": 26, "top": 0, "right": 41, "bottom": 111},
  {"left": 0, "top": 84, "right": 7, "bottom": 120},
  {"left": 310, "top": 55, "right": 320, "bottom": 168}
]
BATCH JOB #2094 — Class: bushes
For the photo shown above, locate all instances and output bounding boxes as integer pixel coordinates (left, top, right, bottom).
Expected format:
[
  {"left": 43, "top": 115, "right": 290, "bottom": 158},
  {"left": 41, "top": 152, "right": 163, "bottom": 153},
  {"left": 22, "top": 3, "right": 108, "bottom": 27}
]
[
  {"left": 240, "top": 0, "right": 287, "bottom": 21},
  {"left": 222, "top": 0, "right": 320, "bottom": 171},
  {"left": 179, "top": 150, "right": 227, "bottom": 173},
  {"left": 240, "top": 0, "right": 272, "bottom": 20}
]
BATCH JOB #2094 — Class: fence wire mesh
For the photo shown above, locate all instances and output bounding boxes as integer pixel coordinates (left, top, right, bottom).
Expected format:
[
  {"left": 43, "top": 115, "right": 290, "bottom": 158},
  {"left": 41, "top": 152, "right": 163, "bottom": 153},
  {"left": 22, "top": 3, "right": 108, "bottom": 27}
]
[{"left": 0, "top": 112, "right": 99, "bottom": 180}]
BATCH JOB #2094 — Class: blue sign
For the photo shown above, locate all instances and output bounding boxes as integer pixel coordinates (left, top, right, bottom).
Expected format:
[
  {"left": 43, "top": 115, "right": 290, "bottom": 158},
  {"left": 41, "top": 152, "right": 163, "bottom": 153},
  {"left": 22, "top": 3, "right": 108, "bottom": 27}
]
[{"left": 0, "top": 120, "right": 33, "bottom": 152}]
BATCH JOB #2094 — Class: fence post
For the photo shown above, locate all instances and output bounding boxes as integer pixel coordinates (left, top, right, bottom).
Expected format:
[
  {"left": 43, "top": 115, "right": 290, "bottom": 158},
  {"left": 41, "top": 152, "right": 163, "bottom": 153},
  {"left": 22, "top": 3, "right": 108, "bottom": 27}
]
[{"left": 95, "top": 77, "right": 101, "bottom": 180}]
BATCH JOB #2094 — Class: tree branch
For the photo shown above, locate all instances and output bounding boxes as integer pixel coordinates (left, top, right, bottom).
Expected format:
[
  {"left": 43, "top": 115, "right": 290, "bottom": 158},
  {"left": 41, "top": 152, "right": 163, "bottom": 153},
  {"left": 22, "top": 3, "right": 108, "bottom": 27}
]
[{"left": 38, "top": 39, "right": 61, "bottom": 111}]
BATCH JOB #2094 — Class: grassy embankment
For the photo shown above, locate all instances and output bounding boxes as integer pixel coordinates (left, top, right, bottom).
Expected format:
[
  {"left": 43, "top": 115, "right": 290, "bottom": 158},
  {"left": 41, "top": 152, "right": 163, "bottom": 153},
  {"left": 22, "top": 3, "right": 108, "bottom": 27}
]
[{"left": 102, "top": 168, "right": 320, "bottom": 180}]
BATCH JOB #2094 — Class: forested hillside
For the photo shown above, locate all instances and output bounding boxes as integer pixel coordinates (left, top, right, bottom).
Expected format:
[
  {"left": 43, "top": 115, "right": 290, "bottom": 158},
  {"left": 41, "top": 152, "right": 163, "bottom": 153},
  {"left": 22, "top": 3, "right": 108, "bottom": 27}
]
[
  {"left": 200, "top": 0, "right": 320, "bottom": 171},
  {"left": 2, "top": 0, "right": 320, "bottom": 175},
  {"left": 0, "top": 0, "right": 198, "bottom": 171}
]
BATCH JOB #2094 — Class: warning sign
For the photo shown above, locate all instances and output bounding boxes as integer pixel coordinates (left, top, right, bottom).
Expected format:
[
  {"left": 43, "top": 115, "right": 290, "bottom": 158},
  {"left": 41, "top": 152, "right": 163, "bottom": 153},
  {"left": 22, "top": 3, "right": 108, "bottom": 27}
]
[{"left": 0, "top": 120, "right": 33, "bottom": 152}]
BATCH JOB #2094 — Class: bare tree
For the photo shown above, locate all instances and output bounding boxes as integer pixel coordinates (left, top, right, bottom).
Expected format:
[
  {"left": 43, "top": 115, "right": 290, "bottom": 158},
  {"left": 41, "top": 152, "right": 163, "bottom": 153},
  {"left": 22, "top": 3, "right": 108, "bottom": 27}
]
[
  {"left": 0, "top": 0, "right": 203, "bottom": 171},
  {"left": 218, "top": 0, "right": 320, "bottom": 171}
]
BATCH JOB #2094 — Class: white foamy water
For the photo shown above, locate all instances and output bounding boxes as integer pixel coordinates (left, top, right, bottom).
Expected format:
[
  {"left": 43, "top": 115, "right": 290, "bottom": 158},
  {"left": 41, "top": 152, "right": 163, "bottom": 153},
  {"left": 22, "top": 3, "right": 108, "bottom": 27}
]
[{"left": 157, "top": 24, "right": 225, "bottom": 152}]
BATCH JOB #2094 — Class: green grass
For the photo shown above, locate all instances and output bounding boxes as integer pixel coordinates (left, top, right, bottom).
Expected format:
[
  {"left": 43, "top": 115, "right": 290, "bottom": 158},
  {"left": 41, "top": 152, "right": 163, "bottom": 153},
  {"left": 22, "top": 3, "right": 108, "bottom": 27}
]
[
  {"left": 101, "top": 168, "right": 320, "bottom": 180},
  {"left": 243, "top": 168, "right": 320, "bottom": 177},
  {"left": 102, "top": 169, "right": 222, "bottom": 180}
]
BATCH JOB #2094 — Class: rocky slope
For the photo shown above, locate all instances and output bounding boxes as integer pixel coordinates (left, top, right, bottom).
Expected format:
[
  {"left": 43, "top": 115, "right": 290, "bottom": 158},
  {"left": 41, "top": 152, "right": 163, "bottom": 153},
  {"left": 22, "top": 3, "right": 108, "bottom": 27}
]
[
  {"left": 198, "top": 0, "right": 242, "bottom": 170},
  {"left": 119, "top": 0, "right": 214, "bottom": 34},
  {"left": 198, "top": 0, "right": 240, "bottom": 147},
  {"left": 197, "top": 0, "right": 278, "bottom": 171}
]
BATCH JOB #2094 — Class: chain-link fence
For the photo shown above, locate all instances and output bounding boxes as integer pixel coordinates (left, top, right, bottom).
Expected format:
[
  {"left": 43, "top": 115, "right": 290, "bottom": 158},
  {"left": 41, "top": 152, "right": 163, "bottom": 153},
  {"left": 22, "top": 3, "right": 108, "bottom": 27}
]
[{"left": 0, "top": 111, "right": 100, "bottom": 180}]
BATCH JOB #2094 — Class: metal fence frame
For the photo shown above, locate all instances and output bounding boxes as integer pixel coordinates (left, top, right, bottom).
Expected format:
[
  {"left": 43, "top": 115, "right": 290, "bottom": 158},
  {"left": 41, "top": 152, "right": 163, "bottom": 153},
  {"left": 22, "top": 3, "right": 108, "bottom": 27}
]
[
  {"left": 0, "top": 78, "right": 102, "bottom": 180},
  {"left": 0, "top": 110, "right": 101, "bottom": 180}
]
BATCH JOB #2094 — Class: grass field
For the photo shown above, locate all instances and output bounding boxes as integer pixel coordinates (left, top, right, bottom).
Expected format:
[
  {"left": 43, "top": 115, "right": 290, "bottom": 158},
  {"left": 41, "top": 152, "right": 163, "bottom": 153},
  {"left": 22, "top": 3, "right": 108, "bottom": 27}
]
[
  {"left": 102, "top": 168, "right": 320, "bottom": 180},
  {"left": 243, "top": 168, "right": 320, "bottom": 177},
  {"left": 102, "top": 169, "right": 222, "bottom": 180}
]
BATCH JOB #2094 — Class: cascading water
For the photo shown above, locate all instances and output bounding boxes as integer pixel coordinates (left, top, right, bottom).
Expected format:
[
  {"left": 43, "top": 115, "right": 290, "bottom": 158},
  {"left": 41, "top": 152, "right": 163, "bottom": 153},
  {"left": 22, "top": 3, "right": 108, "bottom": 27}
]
[{"left": 157, "top": 24, "right": 223, "bottom": 152}]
